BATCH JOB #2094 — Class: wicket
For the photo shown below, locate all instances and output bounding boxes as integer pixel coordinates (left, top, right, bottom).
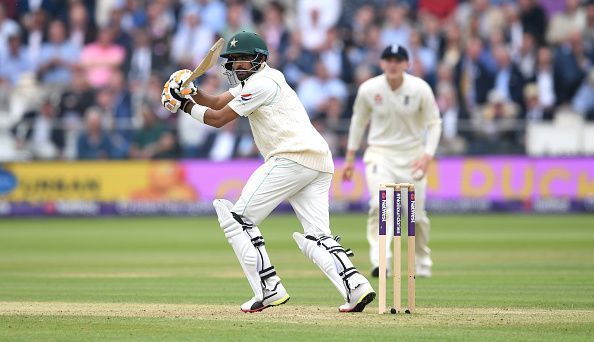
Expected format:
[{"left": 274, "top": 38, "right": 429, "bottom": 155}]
[{"left": 378, "top": 183, "right": 415, "bottom": 314}]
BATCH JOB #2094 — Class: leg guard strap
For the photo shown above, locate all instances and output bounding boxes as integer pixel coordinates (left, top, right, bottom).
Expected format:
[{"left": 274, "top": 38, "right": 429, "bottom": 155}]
[
  {"left": 311, "top": 235, "right": 363, "bottom": 300},
  {"left": 294, "top": 232, "right": 349, "bottom": 300},
  {"left": 231, "top": 210, "right": 279, "bottom": 290}
]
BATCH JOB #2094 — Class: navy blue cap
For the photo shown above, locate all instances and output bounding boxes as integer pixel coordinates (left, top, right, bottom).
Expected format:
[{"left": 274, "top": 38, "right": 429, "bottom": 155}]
[{"left": 381, "top": 44, "right": 409, "bottom": 60}]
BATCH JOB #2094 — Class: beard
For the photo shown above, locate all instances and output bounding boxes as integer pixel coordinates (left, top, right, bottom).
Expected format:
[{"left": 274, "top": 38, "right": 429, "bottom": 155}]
[{"left": 235, "top": 69, "right": 251, "bottom": 81}]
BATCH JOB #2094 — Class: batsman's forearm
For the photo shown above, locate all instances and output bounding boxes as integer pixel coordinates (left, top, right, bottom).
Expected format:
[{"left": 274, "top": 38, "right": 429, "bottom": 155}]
[
  {"left": 190, "top": 90, "right": 233, "bottom": 110},
  {"left": 190, "top": 91, "right": 217, "bottom": 107},
  {"left": 184, "top": 103, "right": 229, "bottom": 128}
]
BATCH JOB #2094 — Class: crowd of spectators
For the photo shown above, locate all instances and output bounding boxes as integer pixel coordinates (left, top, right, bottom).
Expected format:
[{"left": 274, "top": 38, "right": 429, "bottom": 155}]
[{"left": 0, "top": 0, "right": 593, "bottom": 161}]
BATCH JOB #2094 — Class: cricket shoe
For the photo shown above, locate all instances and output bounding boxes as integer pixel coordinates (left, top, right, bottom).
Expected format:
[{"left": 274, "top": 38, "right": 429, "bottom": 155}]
[
  {"left": 338, "top": 275, "right": 376, "bottom": 313},
  {"left": 240, "top": 281, "right": 290, "bottom": 313},
  {"left": 416, "top": 256, "right": 433, "bottom": 278},
  {"left": 416, "top": 264, "right": 432, "bottom": 278},
  {"left": 371, "top": 267, "right": 391, "bottom": 278}
]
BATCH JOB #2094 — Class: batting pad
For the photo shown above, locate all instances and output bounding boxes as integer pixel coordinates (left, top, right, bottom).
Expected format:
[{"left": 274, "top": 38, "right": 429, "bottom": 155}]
[{"left": 213, "top": 199, "right": 263, "bottom": 301}]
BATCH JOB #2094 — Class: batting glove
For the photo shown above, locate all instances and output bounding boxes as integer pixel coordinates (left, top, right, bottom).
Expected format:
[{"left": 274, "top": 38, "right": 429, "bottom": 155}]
[
  {"left": 161, "top": 80, "right": 192, "bottom": 113},
  {"left": 168, "top": 69, "right": 197, "bottom": 96}
]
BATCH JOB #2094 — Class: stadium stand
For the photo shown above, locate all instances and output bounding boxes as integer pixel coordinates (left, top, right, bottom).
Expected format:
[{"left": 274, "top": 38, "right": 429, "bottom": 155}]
[{"left": 0, "top": 0, "right": 593, "bottom": 162}]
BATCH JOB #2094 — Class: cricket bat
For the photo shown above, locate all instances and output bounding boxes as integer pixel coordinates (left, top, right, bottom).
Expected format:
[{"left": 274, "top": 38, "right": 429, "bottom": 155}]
[{"left": 181, "top": 38, "right": 225, "bottom": 87}]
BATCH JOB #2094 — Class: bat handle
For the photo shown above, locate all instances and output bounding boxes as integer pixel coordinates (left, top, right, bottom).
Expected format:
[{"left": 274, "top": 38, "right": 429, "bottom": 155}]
[{"left": 181, "top": 79, "right": 192, "bottom": 88}]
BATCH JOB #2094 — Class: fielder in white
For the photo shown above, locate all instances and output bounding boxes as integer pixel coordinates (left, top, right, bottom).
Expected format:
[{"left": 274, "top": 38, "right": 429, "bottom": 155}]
[
  {"left": 342, "top": 45, "right": 442, "bottom": 278},
  {"left": 161, "top": 31, "right": 375, "bottom": 312}
]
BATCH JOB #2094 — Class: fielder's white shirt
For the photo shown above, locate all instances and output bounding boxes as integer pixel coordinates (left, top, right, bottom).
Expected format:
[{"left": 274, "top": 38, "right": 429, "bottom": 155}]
[
  {"left": 347, "top": 73, "right": 442, "bottom": 156},
  {"left": 228, "top": 64, "right": 334, "bottom": 174}
]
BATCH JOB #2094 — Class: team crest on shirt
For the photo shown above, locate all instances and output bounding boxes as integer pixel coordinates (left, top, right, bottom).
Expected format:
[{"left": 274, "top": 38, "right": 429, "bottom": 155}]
[
  {"left": 374, "top": 94, "right": 382, "bottom": 105},
  {"left": 404, "top": 95, "right": 410, "bottom": 105},
  {"left": 240, "top": 93, "right": 253, "bottom": 101}
]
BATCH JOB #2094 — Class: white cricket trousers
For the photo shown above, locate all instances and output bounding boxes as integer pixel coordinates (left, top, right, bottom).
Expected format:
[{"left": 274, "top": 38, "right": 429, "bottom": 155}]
[
  {"left": 232, "top": 157, "right": 333, "bottom": 237},
  {"left": 363, "top": 147, "right": 432, "bottom": 269}
]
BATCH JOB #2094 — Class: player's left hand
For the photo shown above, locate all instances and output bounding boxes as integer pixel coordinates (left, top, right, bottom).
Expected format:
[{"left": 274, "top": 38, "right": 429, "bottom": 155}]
[
  {"left": 411, "top": 153, "right": 432, "bottom": 180},
  {"left": 168, "top": 69, "right": 197, "bottom": 96}
]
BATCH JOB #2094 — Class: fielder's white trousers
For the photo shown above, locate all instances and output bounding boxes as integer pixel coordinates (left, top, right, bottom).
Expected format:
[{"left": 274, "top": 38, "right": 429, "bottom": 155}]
[
  {"left": 232, "top": 157, "right": 332, "bottom": 237},
  {"left": 363, "top": 146, "right": 432, "bottom": 269}
]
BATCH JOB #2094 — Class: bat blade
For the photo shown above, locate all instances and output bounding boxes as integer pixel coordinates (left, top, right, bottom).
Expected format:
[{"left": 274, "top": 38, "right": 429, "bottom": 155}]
[{"left": 181, "top": 37, "right": 225, "bottom": 87}]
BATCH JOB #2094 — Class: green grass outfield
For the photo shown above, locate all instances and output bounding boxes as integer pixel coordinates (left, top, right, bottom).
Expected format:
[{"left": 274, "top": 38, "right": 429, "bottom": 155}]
[{"left": 0, "top": 214, "right": 593, "bottom": 341}]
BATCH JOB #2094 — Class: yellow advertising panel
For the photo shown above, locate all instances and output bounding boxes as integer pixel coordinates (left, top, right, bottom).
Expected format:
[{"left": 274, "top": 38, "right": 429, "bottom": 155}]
[{"left": 2, "top": 161, "right": 198, "bottom": 202}]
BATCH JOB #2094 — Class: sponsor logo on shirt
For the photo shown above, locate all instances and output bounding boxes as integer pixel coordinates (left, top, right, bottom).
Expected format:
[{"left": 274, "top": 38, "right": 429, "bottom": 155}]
[
  {"left": 374, "top": 94, "right": 382, "bottom": 105},
  {"left": 240, "top": 93, "right": 253, "bottom": 101}
]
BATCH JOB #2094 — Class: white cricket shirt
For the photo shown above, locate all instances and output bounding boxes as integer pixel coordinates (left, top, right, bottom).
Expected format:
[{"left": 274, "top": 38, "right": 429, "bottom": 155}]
[
  {"left": 347, "top": 73, "right": 442, "bottom": 156},
  {"left": 228, "top": 64, "right": 334, "bottom": 174}
]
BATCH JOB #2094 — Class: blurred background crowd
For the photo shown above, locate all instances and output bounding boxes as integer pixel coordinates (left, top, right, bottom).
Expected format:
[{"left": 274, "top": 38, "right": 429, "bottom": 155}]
[{"left": 0, "top": 0, "right": 593, "bottom": 162}]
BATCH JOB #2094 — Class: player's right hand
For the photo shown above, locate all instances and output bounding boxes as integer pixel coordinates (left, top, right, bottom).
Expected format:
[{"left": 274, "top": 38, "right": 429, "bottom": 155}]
[
  {"left": 341, "top": 162, "right": 355, "bottom": 182},
  {"left": 168, "top": 69, "right": 198, "bottom": 96}
]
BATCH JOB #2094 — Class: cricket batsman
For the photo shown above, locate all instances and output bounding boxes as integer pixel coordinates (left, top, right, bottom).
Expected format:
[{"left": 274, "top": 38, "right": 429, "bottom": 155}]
[
  {"left": 161, "top": 31, "right": 375, "bottom": 312},
  {"left": 342, "top": 44, "right": 442, "bottom": 278}
]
